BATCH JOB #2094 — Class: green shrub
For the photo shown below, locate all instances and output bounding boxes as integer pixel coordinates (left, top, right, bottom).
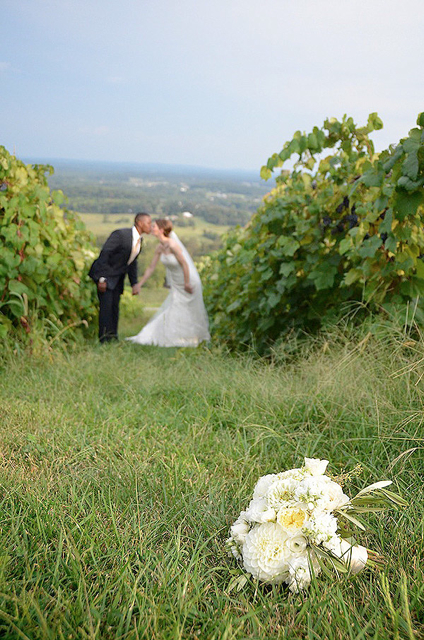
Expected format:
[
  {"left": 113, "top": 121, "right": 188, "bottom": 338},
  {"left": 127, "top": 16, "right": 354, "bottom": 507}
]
[
  {"left": 201, "top": 113, "right": 424, "bottom": 351},
  {"left": 0, "top": 147, "right": 98, "bottom": 342}
]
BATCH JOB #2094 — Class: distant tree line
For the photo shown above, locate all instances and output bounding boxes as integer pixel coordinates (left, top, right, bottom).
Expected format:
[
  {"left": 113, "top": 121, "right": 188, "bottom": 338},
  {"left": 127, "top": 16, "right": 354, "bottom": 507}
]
[{"left": 48, "top": 172, "right": 270, "bottom": 226}]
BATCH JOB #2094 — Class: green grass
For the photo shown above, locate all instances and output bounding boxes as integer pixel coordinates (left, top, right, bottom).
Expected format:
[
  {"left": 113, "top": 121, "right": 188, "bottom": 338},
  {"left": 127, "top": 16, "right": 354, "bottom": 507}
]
[{"left": 0, "top": 323, "right": 423, "bottom": 639}]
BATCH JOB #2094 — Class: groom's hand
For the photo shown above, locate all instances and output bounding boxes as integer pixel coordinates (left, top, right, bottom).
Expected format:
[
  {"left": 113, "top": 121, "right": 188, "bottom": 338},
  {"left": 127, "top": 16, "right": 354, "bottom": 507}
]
[{"left": 132, "top": 282, "right": 141, "bottom": 295}]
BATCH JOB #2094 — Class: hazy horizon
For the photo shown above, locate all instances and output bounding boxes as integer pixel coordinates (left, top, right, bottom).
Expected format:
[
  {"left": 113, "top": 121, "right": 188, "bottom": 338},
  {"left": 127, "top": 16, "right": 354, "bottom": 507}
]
[{"left": 21, "top": 155, "right": 265, "bottom": 178}]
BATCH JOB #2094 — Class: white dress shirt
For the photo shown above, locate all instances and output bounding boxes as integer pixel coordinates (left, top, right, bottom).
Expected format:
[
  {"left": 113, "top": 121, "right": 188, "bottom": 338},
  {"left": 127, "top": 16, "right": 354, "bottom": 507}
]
[{"left": 128, "top": 226, "right": 142, "bottom": 265}]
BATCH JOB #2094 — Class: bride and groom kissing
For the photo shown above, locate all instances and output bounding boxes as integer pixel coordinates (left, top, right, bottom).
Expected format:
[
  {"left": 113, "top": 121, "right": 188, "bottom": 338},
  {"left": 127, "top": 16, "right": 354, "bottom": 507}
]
[{"left": 89, "top": 212, "right": 210, "bottom": 347}]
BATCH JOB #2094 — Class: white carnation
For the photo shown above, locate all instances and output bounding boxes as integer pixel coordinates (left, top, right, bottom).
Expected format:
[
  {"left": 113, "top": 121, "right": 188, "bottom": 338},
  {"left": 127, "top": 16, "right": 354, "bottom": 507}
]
[
  {"left": 242, "top": 523, "right": 290, "bottom": 583},
  {"left": 302, "top": 511, "right": 338, "bottom": 544},
  {"left": 304, "top": 457, "right": 329, "bottom": 476},
  {"left": 245, "top": 498, "right": 276, "bottom": 524},
  {"left": 295, "top": 476, "right": 348, "bottom": 511},
  {"left": 252, "top": 473, "right": 278, "bottom": 500},
  {"left": 275, "top": 468, "right": 305, "bottom": 482},
  {"left": 294, "top": 476, "right": 327, "bottom": 509},
  {"left": 266, "top": 478, "right": 298, "bottom": 510}
]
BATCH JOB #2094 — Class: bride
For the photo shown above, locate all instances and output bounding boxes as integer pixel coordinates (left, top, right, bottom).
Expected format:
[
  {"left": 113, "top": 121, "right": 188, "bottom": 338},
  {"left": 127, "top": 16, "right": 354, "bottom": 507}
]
[{"left": 126, "top": 219, "right": 211, "bottom": 347}]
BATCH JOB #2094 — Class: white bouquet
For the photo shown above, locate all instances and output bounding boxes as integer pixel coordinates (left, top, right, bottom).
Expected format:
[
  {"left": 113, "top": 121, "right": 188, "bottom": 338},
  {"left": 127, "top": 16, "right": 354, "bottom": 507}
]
[{"left": 227, "top": 458, "right": 406, "bottom": 593}]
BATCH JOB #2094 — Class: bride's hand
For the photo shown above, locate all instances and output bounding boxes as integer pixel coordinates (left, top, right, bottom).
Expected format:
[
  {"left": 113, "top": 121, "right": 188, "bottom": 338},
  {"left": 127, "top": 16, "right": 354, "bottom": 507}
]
[{"left": 184, "top": 283, "right": 194, "bottom": 294}]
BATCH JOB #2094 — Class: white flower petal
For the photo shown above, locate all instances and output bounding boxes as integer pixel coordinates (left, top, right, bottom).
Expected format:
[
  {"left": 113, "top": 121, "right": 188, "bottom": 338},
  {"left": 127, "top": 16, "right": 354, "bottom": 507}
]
[
  {"left": 242, "top": 523, "right": 289, "bottom": 583},
  {"left": 252, "top": 474, "right": 278, "bottom": 499},
  {"left": 304, "top": 458, "right": 329, "bottom": 476}
]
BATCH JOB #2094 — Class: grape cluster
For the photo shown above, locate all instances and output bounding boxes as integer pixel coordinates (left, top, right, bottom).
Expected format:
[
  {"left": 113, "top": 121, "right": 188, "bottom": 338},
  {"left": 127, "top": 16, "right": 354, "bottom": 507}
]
[
  {"left": 345, "top": 205, "right": 358, "bottom": 228},
  {"left": 322, "top": 199, "right": 359, "bottom": 235},
  {"left": 331, "top": 223, "right": 345, "bottom": 235},
  {"left": 336, "top": 196, "right": 350, "bottom": 214}
]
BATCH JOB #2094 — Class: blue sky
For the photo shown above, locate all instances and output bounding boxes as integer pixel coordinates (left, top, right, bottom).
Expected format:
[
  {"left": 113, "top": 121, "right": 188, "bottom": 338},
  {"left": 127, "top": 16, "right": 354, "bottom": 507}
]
[{"left": 1, "top": 0, "right": 423, "bottom": 171}]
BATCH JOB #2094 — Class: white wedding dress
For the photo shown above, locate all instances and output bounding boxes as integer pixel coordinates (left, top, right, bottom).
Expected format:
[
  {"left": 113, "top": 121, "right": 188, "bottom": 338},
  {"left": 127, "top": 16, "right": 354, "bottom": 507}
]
[{"left": 127, "top": 233, "right": 210, "bottom": 347}]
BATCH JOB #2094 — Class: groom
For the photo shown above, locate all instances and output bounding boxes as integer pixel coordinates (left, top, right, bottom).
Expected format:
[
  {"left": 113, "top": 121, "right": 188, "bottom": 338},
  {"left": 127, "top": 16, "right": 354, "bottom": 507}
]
[{"left": 89, "top": 212, "right": 152, "bottom": 342}]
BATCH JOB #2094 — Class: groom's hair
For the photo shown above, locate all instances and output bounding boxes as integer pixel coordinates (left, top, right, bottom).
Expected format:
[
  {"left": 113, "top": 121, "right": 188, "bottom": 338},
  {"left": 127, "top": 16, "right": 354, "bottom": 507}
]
[
  {"left": 134, "top": 212, "right": 150, "bottom": 225},
  {"left": 155, "top": 218, "right": 173, "bottom": 237}
]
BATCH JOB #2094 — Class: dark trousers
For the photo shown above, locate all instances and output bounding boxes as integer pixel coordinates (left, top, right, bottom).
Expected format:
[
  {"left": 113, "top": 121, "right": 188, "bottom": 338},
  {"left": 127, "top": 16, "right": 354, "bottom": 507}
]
[{"left": 98, "top": 287, "right": 121, "bottom": 342}]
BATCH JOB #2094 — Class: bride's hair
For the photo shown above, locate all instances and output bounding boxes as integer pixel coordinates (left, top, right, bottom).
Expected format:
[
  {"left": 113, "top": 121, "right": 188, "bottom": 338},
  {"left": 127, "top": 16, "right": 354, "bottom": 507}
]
[{"left": 155, "top": 218, "right": 173, "bottom": 237}]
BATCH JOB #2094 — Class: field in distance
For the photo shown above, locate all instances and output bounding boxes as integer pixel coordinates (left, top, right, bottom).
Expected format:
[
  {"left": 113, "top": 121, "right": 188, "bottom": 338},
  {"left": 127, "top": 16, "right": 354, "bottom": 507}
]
[
  {"left": 80, "top": 212, "right": 230, "bottom": 252},
  {"left": 44, "top": 158, "right": 271, "bottom": 227}
]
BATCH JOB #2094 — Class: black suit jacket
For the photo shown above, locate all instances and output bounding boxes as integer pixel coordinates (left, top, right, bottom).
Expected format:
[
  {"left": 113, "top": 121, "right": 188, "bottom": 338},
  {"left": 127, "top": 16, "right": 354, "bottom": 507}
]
[{"left": 89, "top": 228, "right": 142, "bottom": 293}]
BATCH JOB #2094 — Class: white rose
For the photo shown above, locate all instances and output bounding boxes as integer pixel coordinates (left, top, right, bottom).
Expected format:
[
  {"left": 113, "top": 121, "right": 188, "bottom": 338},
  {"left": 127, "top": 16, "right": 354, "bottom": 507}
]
[
  {"left": 276, "top": 506, "right": 308, "bottom": 535},
  {"left": 285, "top": 533, "right": 308, "bottom": 556},
  {"left": 319, "top": 477, "right": 350, "bottom": 510},
  {"left": 242, "top": 523, "right": 289, "bottom": 583},
  {"left": 245, "top": 498, "right": 276, "bottom": 524},
  {"left": 304, "top": 458, "right": 329, "bottom": 476},
  {"left": 252, "top": 473, "right": 278, "bottom": 500}
]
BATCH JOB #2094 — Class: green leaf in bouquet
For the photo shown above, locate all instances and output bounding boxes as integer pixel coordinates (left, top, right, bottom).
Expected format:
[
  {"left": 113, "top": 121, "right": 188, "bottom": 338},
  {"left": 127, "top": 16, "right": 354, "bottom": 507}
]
[
  {"left": 349, "top": 495, "right": 392, "bottom": 511},
  {"left": 313, "top": 551, "right": 335, "bottom": 580},
  {"left": 349, "top": 496, "right": 387, "bottom": 506},
  {"left": 336, "top": 509, "right": 366, "bottom": 530},
  {"left": 348, "top": 505, "right": 389, "bottom": 513},
  {"left": 374, "top": 488, "right": 408, "bottom": 507},
  {"left": 354, "top": 480, "right": 392, "bottom": 498},
  {"left": 312, "top": 545, "right": 349, "bottom": 574},
  {"left": 336, "top": 521, "right": 355, "bottom": 538}
]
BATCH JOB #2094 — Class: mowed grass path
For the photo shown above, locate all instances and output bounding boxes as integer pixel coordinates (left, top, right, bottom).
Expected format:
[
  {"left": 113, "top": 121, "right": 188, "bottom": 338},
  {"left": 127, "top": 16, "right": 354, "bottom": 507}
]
[{"left": 0, "top": 329, "right": 423, "bottom": 639}]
